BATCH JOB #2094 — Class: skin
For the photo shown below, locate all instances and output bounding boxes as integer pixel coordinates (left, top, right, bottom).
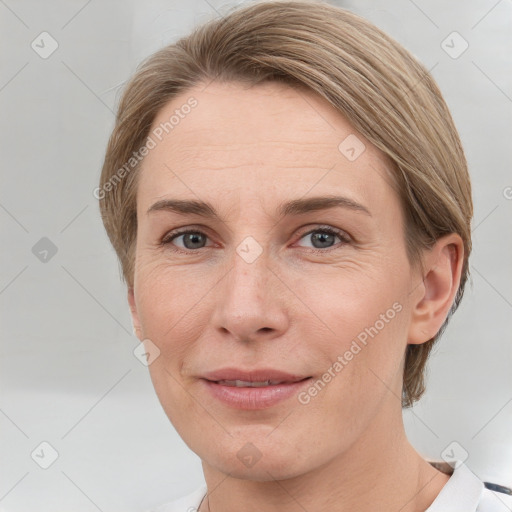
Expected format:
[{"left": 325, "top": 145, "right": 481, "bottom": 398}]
[{"left": 128, "top": 80, "right": 463, "bottom": 512}]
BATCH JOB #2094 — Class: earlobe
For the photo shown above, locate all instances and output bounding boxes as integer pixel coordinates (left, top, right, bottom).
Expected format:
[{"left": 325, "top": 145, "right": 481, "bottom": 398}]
[
  {"left": 127, "top": 287, "right": 142, "bottom": 340},
  {"left": 408, "top": 234, "right": 464, "bottom": 345}
]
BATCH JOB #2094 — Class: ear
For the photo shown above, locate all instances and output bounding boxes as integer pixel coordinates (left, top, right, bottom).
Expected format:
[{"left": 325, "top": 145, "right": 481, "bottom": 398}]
[
  {"left": 408, "top": 233, "right": 464, "bottom": 345},
  {"left": 128, "top": 287, "right": 142, "bottom": 340}
]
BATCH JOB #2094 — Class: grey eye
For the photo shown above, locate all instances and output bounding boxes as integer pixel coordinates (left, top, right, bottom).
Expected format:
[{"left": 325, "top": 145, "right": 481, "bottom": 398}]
[
  {"left": 297, "top": 228, "right": 346, "bottom": 250},
  {"left": 164, "top": 231, "right": 209, "bottom": 250}
]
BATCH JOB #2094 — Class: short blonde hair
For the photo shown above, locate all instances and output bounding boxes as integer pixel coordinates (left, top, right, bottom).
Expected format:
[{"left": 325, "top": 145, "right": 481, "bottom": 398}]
[{"left": 98, "top": 0, "right": 473, "bottom": 407}]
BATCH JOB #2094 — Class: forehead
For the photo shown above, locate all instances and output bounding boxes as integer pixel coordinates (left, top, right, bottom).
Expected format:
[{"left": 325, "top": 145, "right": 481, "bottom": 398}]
[{"left": 136, "top": 80, "right": 397, "bottom": 217}]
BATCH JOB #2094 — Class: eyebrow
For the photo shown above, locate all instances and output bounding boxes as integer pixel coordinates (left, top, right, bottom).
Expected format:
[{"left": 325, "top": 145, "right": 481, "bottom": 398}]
[{"left": 147, "top": 195, "right": 371, "bottom": 219}]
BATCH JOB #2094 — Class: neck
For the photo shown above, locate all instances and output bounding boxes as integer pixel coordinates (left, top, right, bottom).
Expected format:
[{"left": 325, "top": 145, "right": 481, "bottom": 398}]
[{"left": 199, "top": 401, "right": 450, "bottom": 512}]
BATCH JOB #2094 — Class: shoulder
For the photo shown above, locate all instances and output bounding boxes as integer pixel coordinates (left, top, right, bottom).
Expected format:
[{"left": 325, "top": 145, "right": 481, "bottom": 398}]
[
  {"left": 141, "top": 468, "right": 512, "bottom": 512},
  {"left": 426, "top": 460, "right": 512, "bottom": 512},
  {"left": 142, "top": 484, "right": 207, "bottom": 512},
  {"left": 478, "top": 483, "right": 512, "bottom": 512}
]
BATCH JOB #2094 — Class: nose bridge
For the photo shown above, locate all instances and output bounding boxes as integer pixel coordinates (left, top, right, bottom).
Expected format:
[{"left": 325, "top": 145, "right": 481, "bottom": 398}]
[
  {"left": 212, "top": 240, "right": 287, "bottom": 341},
  {"left": 226, "top": 243, "right": 270, "bottom": 317}
]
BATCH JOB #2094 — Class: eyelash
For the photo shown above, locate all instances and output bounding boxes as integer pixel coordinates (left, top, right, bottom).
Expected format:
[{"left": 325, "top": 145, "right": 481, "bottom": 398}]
[{"left": 160, "top": 225, "right": 351, "bottom": 254}]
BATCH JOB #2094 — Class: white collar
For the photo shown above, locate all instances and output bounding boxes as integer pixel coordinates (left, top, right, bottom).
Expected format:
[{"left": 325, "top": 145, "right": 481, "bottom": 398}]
[{"left": 425, "top": 461, "right": 484, "bottom": 511}]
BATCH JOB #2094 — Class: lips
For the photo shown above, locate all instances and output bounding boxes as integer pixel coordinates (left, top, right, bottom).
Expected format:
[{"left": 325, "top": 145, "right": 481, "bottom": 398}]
[
  {"left": 217, "top": 379, "right": 287, "bottom": 387},
  {"left": 200, "top": 368, "right": 312, "bottom": 409},
  {"left": 201, "top": 368, "right": 309, "bottom": 385}
]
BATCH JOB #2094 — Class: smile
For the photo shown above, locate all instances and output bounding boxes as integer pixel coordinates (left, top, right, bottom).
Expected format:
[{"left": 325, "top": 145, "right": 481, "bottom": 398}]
[
  {"left": 216, "top": 379, "right": 289, "bottom": 387},
  {"left": 199, "top": 369, "right": 312, "bottom": 409}
]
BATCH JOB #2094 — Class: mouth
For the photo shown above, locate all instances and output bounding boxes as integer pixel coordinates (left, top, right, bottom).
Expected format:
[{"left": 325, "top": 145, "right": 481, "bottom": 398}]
[
  {"left": 214, "top": 379, "right": 304, "bottom": 387},
  {"left": 199, "top": 368, "right": 312, "bottom": 409},
  {"left": 201, "top": 368, "right": 310, "bottom": 383}
]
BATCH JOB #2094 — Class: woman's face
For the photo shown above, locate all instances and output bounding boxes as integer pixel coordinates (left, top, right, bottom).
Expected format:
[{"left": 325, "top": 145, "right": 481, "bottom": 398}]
[{"left": 129, "top": 80, "right": 425, "bottom": 480}]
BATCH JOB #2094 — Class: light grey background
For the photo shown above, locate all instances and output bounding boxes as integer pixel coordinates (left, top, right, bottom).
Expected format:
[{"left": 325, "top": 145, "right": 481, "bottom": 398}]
[{"left": 1, "top": 0, "right": 511, "bottom": 511}]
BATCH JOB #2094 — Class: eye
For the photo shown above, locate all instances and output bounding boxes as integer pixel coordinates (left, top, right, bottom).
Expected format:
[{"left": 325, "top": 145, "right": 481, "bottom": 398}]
[
  {"left": 161, "top": 229, "right": 211, "bottom": 251},
  {"left": 295, "top": 226, "right": 350, "bottom": 251},
  {"left": 161, "top": 225, "right": 350, "bottom": 254}
]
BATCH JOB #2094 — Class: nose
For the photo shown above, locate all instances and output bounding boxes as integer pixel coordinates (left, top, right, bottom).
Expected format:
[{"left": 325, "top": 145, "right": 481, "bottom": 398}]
[{"left": 210, "top": 246, "right": 289, "bottom": 344}]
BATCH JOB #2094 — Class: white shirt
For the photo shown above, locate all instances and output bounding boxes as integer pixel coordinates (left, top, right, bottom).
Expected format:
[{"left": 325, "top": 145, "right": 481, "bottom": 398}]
[{"left": 144, "top": 461, "right": 512, "bottom": 512}]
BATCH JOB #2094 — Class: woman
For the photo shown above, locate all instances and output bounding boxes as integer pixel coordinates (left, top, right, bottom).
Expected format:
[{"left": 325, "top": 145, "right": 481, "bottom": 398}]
[{"left": 98, "top": 1, "right": 511, "bottom": 510}]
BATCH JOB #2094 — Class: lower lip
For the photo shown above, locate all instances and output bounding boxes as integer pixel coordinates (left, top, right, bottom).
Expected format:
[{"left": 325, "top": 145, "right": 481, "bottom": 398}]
[{"left": 202, "top": 378, "right": 312, "bottom": 410}]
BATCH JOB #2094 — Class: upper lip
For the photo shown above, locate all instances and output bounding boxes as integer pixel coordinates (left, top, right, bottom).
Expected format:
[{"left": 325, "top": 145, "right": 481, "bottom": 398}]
[{"left": 201, "top": 368, "right": 310, "bottom": 383}]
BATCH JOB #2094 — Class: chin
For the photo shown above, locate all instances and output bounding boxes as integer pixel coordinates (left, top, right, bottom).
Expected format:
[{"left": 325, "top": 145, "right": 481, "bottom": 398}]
[
  {"left": 206, "top": 448, "right": 311, "bottom": 482},
  {"left": 195, "top": 427, "right": 323, "bottom": 482}
]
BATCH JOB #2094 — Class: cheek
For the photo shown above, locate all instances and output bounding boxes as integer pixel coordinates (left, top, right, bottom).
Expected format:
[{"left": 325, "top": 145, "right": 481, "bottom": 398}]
[
  {"left": 135, "top": 260, "right": 211, "bottom": 350},
  {"left": 291, "top": 256, "right": 407, "bottom": 343},
  {"left": 134, "top": 266, "right": 204, "bottom": 424},
  {"left": 296, "top": 264, "right": 409, "bottom": 409},
  {"left": 296, "top": 307, "right": 407, "bottom": 445}
]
